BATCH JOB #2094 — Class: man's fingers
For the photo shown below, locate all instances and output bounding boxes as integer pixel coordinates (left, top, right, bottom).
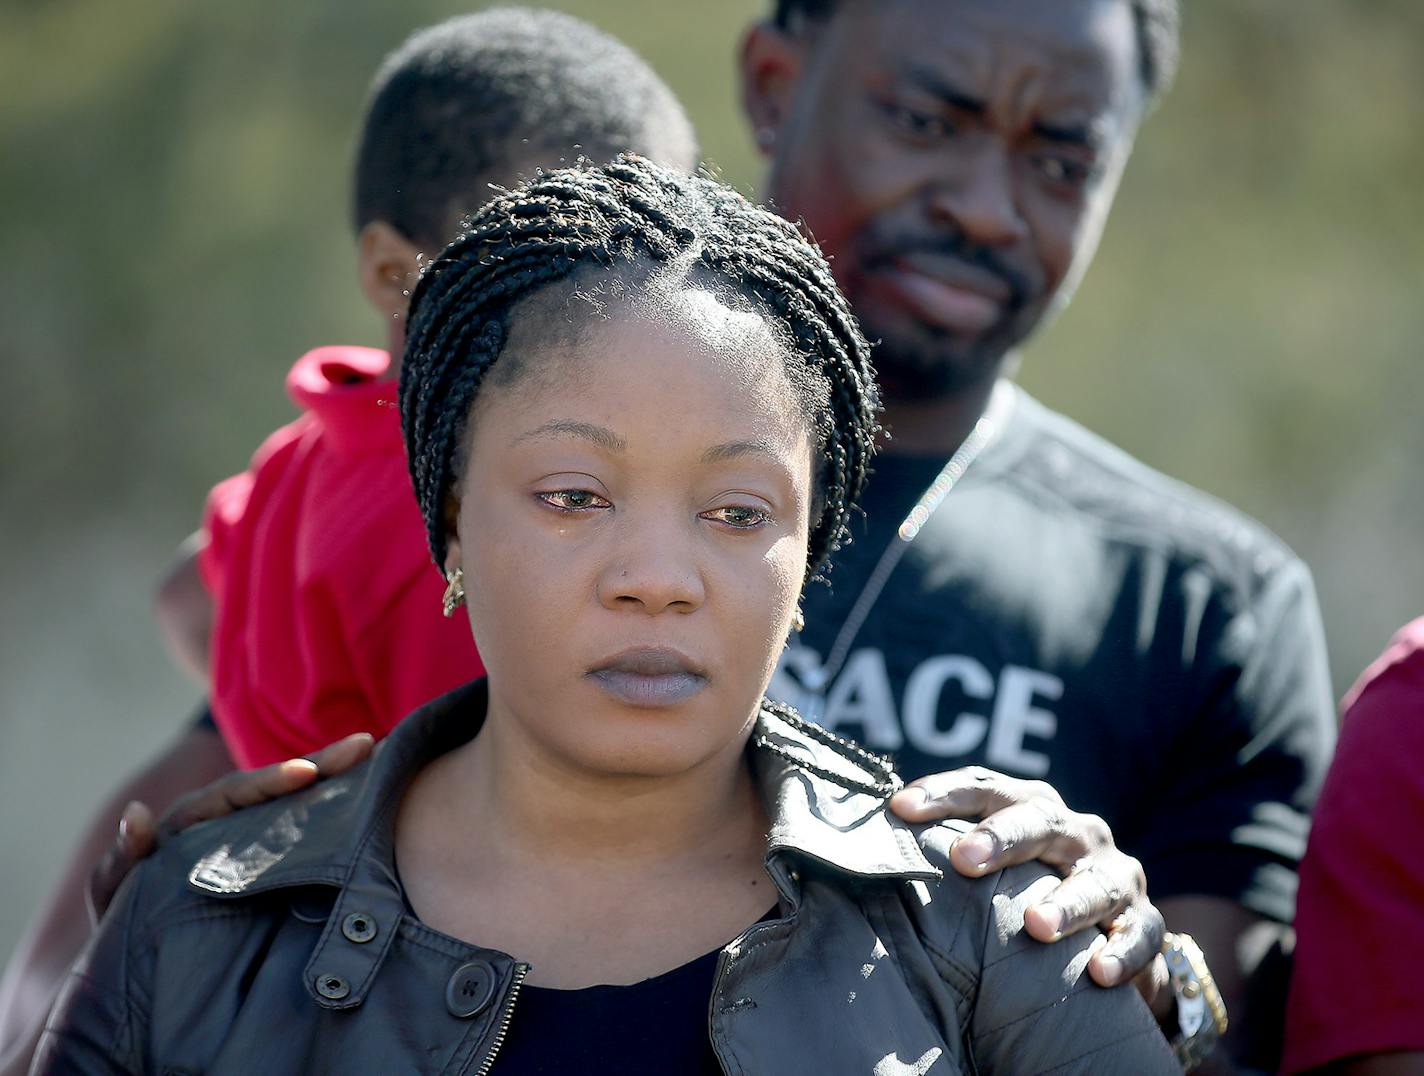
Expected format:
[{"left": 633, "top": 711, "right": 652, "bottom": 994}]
[
  {"left": 87, "top": 801, "right": 157, "bottom": 925},
  {"left": 1133, "top": 953, "right": 1173, "bottom": 1016},
  {"left": 158, "top": 733, "right": 375, "bottom": 836},
  {"left": 159, "top": 760, "right": 309, "bottom": 834},
  {"left": 890, "top": 766, "right": 1041, "bottom": 824},
  {"left": 892, "top": 767, "right": 1080, "bottom": 841},
  {"left": 891, "top": 782, "right": 995, "bottom": 824},
  {"left": 304, "top": 732, "right": 375, "bottom": 779},
  {"left": 1087, "top": 899, "right": 1167, "bottom": 989},
  {"left": 946, "top": 797, "right": 1089, "bottom": 876},
  {"left": 1022, "top": 854, "right": 1139, "bottom": 941}
]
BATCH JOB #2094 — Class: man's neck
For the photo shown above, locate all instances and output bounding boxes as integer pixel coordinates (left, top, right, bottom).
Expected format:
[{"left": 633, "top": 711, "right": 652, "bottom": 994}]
[{"left": 877, "top": 371, "right": 1003, "bottom": 457}]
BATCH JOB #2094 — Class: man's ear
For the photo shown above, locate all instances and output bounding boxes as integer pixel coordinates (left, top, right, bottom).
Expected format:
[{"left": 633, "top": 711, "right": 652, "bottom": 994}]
[
  {"left": 740, "top": 22, "right": 808, "bottom": 159},
  {"left": 357, "top": 220, "right": 422, "bottom": 322}
]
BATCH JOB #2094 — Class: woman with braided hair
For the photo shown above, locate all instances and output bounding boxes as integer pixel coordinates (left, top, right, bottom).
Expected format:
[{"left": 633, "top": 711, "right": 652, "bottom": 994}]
[{"left": 34, "top": 157, "right": 1176, "bottom": 1075}]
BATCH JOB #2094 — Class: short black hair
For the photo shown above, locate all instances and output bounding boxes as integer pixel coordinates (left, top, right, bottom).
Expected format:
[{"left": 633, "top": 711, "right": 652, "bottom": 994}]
[
  {"left": 353, "top": 7, "right": 699, "bottom": 252},
  {"left": 772, "top": 0, "right": 1181, "bottom": 103},
  {"left": 401, "top": 155, "right": 880, "bottom": 586}
]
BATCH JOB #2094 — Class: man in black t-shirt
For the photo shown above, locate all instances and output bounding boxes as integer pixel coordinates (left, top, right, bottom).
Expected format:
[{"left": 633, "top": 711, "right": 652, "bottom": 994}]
[
  {"left": 771, "top": 390, "right": 1329, "bottom": 928},
  {"left": 742, "top": 0, "right": 1335, "bottom": 1063}
]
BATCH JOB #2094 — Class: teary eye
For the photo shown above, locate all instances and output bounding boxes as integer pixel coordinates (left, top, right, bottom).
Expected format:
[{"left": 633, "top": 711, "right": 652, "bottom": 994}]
[
  {"left": 537, "top": 489, "right": 611, "bottom": 512},
  {"left": 702, "top": 504, "right": 771, "bottom": 530}
]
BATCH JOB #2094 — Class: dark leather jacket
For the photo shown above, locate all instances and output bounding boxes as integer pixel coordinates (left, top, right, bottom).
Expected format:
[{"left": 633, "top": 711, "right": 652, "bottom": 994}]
[{"left": 35, "top": 681, "right": 1177, "bottom": 1075}]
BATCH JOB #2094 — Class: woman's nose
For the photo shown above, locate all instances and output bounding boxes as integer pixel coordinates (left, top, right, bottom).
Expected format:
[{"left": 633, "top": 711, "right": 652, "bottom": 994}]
[{"left": 596, "top": 514, "right": 705, "bottom": 616}]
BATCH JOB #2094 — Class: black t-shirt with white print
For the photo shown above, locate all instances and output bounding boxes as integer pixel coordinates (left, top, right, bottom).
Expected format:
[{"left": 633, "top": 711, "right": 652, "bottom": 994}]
[{"left": 770, "top": 385, "right": 1335, "bottom": 923}]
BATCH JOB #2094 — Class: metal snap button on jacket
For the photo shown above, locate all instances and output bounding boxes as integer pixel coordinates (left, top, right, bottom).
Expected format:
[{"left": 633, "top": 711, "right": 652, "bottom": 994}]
[
  {"left": 342, "top": 912, "right": 378, "bottom": 944},
  {"left": 446, "top": 961, "right": 498, "bottom": 1018},
  {"left": 314, "top": 973, "right": 351, "bottom": 1001}
]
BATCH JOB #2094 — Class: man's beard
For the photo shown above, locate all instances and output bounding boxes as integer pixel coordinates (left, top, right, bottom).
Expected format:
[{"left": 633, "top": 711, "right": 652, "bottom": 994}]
[
  {"left": 850, "top": 223, "right": 1041, "bottom": 401},
  {"left": 859, "top": 309, "right": 1021, "bottom": 401}
]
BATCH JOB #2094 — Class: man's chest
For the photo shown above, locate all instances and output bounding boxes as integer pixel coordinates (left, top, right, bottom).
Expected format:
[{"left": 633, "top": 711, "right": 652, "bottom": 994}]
[{"left": 771, "top": 510, "right": 1194, "bottom": 821}]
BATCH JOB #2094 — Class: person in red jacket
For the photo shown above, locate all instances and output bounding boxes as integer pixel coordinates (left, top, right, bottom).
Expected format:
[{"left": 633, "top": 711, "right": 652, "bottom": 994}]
[
  {"left": 1284, "top": 618, "right": 1424, "bottom": 1076},
  {"left": 177, "top": 10, "right": 699, "bottom": 767}
]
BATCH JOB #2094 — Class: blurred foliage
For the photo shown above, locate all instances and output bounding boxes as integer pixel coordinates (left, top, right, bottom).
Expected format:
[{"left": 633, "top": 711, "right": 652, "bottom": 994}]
[{"left": 1, "top": 1, "right": 1421, "bottom": 956}]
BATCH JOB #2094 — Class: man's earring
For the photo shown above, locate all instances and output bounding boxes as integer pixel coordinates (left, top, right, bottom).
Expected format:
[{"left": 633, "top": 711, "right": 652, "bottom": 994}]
[
  {"left": 442, "top": 568, "right": 466, "bottom": 618},
  {"left": 755, "top": 125, "right": 776, "bottom": 150},
  {"left": 791, "top": 605, "right": 805, "bottom": 634}
]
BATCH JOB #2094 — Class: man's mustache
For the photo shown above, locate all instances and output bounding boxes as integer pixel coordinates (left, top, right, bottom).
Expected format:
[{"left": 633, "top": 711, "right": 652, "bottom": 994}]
[{"left": 864, "top": 231, "right": 1032, "bottom": 311}]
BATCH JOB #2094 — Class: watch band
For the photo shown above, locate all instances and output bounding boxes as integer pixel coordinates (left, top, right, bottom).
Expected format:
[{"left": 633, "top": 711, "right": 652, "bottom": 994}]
[{"left": 1162, "top": 931, "right": 1228, "bottom": 1071}]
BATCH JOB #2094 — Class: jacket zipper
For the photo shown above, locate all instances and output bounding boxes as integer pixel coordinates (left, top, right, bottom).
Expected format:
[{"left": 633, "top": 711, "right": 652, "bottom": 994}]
[{"left": 472, "top": 962, "right": 531, "bottom": 1076}]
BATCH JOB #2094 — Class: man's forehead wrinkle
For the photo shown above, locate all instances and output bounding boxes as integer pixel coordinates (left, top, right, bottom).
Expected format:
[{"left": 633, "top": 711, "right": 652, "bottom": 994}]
[
  {"left": 859, "top": 0, "right": 1136, "bottom": 131},
  {"left": 900, "top": 63, "right": 988, "bottom": 114}
]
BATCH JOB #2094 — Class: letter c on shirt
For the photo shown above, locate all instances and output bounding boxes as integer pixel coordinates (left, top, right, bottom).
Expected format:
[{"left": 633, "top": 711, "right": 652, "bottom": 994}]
[{"left": 902, "top": 655, "right": 993, "bottom": 756}]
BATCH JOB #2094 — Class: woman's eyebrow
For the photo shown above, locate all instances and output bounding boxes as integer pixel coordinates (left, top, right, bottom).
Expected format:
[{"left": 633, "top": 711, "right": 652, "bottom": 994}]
[
  {"left": 513, "top": 419, "right": 626, "bottom": 453},
  {"left": 700, "top": 438, "right": 781, "bottom": 465}
]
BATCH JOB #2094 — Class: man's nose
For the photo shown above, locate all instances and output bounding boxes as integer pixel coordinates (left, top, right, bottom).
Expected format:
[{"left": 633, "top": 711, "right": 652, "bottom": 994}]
[
  {"left": 927, "top": 142, "right": 1030, "bottom": 249},
  {"left": 596, "top": 513, "right": 706, "bottom": 616}
]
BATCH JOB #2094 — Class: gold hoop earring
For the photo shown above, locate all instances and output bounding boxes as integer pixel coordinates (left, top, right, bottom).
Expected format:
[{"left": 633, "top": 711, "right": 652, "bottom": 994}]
[
  {"left": 792, "top": 606, "right": 806, "bottom": 634},
  {"left": 441, "top": 568, "right": 466, "bottom": 618}
]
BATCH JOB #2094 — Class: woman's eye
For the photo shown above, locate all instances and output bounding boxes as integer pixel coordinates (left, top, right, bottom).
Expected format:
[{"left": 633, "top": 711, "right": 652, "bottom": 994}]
[
  {"left": 703, "top": 505, "right": 770, "bottom": 530},
  {"left": 537, "top": 489, "right": 610, "bottom": 512}
]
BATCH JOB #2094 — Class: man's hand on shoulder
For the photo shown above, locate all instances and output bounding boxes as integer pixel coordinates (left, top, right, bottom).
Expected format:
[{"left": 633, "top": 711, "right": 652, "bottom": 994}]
[
  {"left": 87, "top": 732, "right": 375, "bottom": 923},
  {"left": 890, "top": 766, "right": 1168, "bottom": 1006}
]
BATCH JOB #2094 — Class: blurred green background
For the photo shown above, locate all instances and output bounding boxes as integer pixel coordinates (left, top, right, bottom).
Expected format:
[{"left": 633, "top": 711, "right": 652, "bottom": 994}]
[{"left": 2, "top": 1, "right": 1421, "bottom": 961}]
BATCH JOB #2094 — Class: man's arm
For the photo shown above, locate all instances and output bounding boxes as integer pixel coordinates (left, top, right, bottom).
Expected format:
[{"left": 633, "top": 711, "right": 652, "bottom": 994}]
[
  {"left": 1156, "top": 895, "right": 1279, "bottom": 1074},
  {"left": 0, "top": 722, "right": 373, "bottom": 1076},
  {"left": 0, "top": 719, "right": 233, "bottom": 1076},
  {"left": 153, "top": 534, "right": 213, "bottom": 684},
  {"left": 1137, "top": 556, "right": 1334, "bottom": 1070}
]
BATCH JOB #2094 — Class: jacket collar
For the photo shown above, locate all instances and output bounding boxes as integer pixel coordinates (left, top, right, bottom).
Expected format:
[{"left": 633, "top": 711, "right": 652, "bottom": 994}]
[{"left": 185, "top": 679, "right": 940, "bottom": 903}]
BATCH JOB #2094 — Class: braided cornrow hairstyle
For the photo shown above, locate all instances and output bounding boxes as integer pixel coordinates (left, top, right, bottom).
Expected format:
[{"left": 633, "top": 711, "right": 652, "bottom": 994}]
[{"left": 400, "top": 153, "right": 880, "bottom": 588}]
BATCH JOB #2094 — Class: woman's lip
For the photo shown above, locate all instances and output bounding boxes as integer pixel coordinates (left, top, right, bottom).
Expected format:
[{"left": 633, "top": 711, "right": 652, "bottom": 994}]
[
  {"left": 589, "top": 646, "right": 707, "bottom": 678},
  {"left": 586, "top": 669, "right": 709, "bottom": 708}
]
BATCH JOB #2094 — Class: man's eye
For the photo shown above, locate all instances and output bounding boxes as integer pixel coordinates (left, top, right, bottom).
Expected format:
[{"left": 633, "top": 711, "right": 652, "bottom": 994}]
[
  {"left": 703, "top": 505, "right": 770, "bottom": 530},
  {"left": 1033, "top": 154, "right": 1092, "bottom": 188},
  {"left": 882, "top": 101, "right": 956, "bottom": 141},
  {"left": 537, "top": 490, "right": 609, "bottom": 512}
]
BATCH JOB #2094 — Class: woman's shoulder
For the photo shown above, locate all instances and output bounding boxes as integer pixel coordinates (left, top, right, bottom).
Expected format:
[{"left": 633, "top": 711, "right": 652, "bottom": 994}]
[
  {"left": 175, "top": 770, "right": 372, "bottom": 900},
  {"left": 892, "top": 818, "right": 1067, "bottom": 963},
  {"left": 106, "top": 773, "right": 356, "bottom": 941},
  {"left": 890, "top": 819, "right": 1178, "bottom": 1074}
]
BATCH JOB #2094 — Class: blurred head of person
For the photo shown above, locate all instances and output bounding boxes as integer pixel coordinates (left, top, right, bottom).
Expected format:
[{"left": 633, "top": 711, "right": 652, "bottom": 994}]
[
  {"left": 353, "top": 7, "right": 699, "bottom": 355},
  {"left": 399, "top": 154, "right": 878, "bottom": 779},
  {"left": 741, "top": 0, "right": 1179, "bottom": 400}
]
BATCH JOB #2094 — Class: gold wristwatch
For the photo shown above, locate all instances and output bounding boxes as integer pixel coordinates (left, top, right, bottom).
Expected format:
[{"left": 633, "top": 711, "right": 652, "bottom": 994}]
[{"left": 1161, "top": 932, "right": 1228, "bottom": 1071}]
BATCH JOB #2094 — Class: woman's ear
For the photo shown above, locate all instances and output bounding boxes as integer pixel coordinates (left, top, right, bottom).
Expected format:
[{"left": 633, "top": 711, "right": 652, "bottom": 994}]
[
  {"left": 357, "top": 220, "right": 422, "bottom": 322},
  {"left": 442, "top": 493, "right": 463, "bottom": 575},
  {"left": 739, "top": 21, "right": 808, "bottom": 158}
]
